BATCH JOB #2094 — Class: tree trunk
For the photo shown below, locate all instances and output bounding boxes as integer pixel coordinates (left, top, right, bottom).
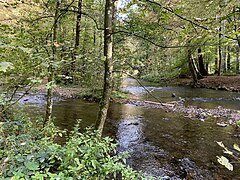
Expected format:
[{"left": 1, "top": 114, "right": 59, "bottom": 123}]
[
  {"left": 95, "top": 0, "right": 114, "bottom": 135},
  {"left": 193, "top": 57, "right": 203, "bottom": 80},
  {"left": 44, "top": 1, "right": 60, "bottom": 126},
  {"left": 188, "top": 49, "right": 197, "bottom": 84},
  {"left": 75, "top": 0, "right": 82, "bottom": 50},
  {"left": 236, "top": 47, "right": 239, "bottom": 74},
  {"left": 70, "top": 0, "right": 83, "bottom": 83},
  {"left": 198, "top": 48, "right": 208, "bottom": 76},
  {"left": 227, "top": 46, "right": 231, "bottom": 71},
  {"left": 218, "top": 28, "right": 222, "bottom": 76},
  {"left": 222, "top": 46, "right": 227, "bottom": 73},
  {"left": 214, "top": 47, "right": 218, "bottom": 74}
]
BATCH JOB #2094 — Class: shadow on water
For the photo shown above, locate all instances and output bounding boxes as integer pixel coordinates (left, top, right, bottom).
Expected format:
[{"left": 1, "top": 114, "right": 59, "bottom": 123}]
[{"left": 20, "top": 78, "right": 240, "bottom": 179}]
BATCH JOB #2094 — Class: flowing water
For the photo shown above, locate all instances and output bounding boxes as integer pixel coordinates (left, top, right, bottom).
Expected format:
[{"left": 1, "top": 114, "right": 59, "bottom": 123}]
[{"left": 21, "top": 78, "right": 240, "bottom": 179}]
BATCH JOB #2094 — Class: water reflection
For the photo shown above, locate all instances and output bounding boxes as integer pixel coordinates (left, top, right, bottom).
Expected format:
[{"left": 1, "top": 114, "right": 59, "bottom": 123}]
[{"left": 116, "top": 105, "right": 144, "bottom": 149}]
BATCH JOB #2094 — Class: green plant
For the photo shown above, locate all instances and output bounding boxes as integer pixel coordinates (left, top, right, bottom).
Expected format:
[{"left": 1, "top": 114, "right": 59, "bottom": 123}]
[
  {"left": 0, "top": 115, "right": 153, "bottom": 179},
  {"left": 111, "top": 90, "right": 129, "bottom": 99},
  {"left": 78, "top": 88, "right": 103, "bottom": 101}
]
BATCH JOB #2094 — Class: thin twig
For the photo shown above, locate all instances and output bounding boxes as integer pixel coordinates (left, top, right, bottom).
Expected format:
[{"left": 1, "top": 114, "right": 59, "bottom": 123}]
[{"left": 0, "top": 85, "right": 34, "bottom": 115}]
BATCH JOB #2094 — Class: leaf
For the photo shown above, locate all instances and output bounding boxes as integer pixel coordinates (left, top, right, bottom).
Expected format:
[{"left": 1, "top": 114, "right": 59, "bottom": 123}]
[
  {"left": 217, "top": 156, "right": 233, "bottom": 171},
  {"left": 27, "top": 154, "right": 34, "bottom": 160},
  {"left": 25, "top": 161, "right": 39, "bottom": 171},
  {"left": 91, "top": 160, "right": 97, "bottom": 169},
  {"left": 0, "top": 62, "right": 13, "bottom": 72},
  {"left": 233, "top": 144, "right": 240, "bottom": 152},
  {"left": 19, "top": 47, "right": 31, "bottom": 53}
]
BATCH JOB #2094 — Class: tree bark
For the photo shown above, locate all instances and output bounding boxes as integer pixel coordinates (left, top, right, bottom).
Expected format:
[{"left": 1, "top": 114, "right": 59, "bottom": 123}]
[
  {"left": 70, "top": 0, "right": 83, "bottom": 83},
  {"left": 75, "top": 0, "right": 82, "bottom": 51},
  {"left": 95, "top": 0, "right": 114, "bottom": 135},
  {"left": 198, "top": 48, "right": 208, "bottom": 76},
  {"left": 218, "top": 27, "right": 222, "bottom": 76},
  {"left": 188, "top": 48, "right": 197, "bottom": 84},
  {"left": 227, "top": 46, "right": 231, "bottom": 71},
  {"left": 44, "top": 0, "right": 60, "bottom": 126},
  {"left": 214, "top": 47, "right": 218, "bottom": 74},
  {"left": 222, "top": 46, "right": 227, "bottom": 73},
  {"left": 236, "top": 47, "right": 239, "bottom": 74}
]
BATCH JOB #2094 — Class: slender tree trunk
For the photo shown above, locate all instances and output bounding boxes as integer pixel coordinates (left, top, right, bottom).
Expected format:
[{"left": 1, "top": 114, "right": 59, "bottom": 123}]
[
  {"left": 95, "top": 0, "right": 114, "bottom": 135},
  {"left": 81, "top": 23, "right": 88, "bottom": 74},
  {"left": 218, "top": 28, "right": 222, "bottom": 76},
  {"left": 193, "top": 57, "right": 203, "bottom": 80},
  {"left": 222, "top": 46, "right": 227, "bottom": 73},
  {"left": 69, "top": 0, "right": 83, "bottom": 83},
  {"left": 227, "top": 46, "right": 231, "bottom": 71},
  {"left": 214, "top": 47, "right": 218, "bottom": 74},
  {"left": 236, "top": 47, "right": 239, "bottom": 74},
  {"left": 233, "top": 7, "right": 240, "bottom": 73},
  {"left": 75, "top": 0, "right": 82, "bottom": 50},
  {"left": 188, "top": 48, "right": 198, "bottom": 84},
  {"left": 44, "top": 1, "right": 60, "bottom": 126},
  {"left": 198, "top": 48, "right": 208, "bottom": 76}
]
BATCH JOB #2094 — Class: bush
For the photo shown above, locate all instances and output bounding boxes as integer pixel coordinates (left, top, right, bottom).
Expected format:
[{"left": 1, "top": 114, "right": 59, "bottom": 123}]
[{"left": 0, "top": 116, "right": 150, "bottom": 179}]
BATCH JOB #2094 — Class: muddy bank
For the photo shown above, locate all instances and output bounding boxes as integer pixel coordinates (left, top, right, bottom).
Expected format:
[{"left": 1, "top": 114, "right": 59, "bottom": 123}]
[
  {"left": 197, "top": 76, "right": 240, "bottom": 92},
  {"left": 32, "top": 85, "right": 82, "bottom": 99},
  {"left": 115, "top": 98, "right": 240, "bottom": 126},
  {"left": 162, "top": 76, "right": 240, "bottom": 92}
]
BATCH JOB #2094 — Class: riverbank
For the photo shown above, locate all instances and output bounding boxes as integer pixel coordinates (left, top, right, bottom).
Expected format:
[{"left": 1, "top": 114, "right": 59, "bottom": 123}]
[
  {"left": 162, "top": 75, "right": 240, "bottom": 92},
  {"left": 30, "top": 76, "right": 240, "bottom": 127},
  {"left": 32, "top": 75, "right": 240, "bottom": 99},
  {"left": 198, "top": 76, "right": 240, "bottom": 92}
]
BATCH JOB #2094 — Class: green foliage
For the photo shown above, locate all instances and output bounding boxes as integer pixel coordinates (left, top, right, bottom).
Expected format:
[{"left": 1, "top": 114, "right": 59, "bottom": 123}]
[
  {"left": 216, "top": 141, "right": 240, "bottom": 171},
  {"left": 78, "top": 88, "right": 103, "bottom": 102},
  {"left": 111, "top": 90, "right": 129, "bottom": 99},
  {"left": 0, "top": 115, "right": 148, "bottom": 179}
]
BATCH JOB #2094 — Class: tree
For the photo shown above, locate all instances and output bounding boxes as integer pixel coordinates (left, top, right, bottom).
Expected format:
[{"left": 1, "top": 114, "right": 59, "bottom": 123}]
[
  {"left": 95, "top": 0, "right": 115, "bottom": 135},
  {"left": 198, "top": 48, "right": 208, "bottom": 76},
  {"left": 44, "top": 0, "right": 60, "bottom": 125}
]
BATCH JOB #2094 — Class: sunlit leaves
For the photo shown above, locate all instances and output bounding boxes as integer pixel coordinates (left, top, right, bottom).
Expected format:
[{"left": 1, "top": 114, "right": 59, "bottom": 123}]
[{"left": 0, "top": 62, "right": 14, "bottom": 72}]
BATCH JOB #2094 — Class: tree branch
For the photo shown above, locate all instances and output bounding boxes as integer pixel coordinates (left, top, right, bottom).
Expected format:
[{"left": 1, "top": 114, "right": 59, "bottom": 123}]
[
  {"left": 141, "top": 0, "right": 209, "bottom": 30},
  {"left": 141, "top": 0, "right": 237, "bottom": 41},
  {"left": 113, "top": 30, "right": 232, "bottom": 48}
]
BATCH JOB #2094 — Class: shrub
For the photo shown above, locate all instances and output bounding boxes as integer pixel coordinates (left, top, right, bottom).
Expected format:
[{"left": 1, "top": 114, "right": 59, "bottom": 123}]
[{"left": 0, "top": 116, "right": 150, "bottom": 179}]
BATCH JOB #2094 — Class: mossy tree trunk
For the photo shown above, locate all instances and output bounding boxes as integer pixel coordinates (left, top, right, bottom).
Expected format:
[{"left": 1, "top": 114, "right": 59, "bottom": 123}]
[
  {"left": 236, "top": 47, "right": 239, "bottom": 74},
  {"left": 95, "top": 0, "right": 114, "bottom": 135}
]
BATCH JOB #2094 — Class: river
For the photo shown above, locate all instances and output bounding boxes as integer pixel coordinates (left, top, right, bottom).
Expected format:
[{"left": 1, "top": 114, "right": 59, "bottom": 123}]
[{"left": 21, "top": 78, "right": 240, "bottom": 179}]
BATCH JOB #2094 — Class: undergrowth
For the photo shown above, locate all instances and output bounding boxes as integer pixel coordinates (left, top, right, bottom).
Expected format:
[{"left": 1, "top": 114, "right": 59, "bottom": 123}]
[{"left": 0, "top": 115, "right": 156, "bottom": 179}]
